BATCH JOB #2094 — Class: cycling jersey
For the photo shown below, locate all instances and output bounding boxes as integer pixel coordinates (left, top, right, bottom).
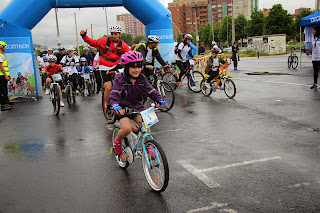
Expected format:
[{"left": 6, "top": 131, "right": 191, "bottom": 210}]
[
  {"left": 77, "top": 65, "right": 92, "bottom": 74},
  {"left": 40, "top": 61, "right": 49, "bottom": 69},
  {"left": 175, "top": 42, "right": 192, "bottom": 62},
  {"left": 45, "top": 64, "right": 63, "bottom": 77},
  {"left": 136, "top": 43, "right": 166, "bottom": 66},
  {"left": 61, "top": 55, "right": 79, "bottom": 73}
]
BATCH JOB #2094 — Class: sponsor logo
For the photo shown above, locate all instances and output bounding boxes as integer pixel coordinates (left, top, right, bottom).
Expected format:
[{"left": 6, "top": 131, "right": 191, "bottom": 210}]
[
  {"left": 311, "top": 16, "right": 320, "bottom": 23},
  {"left": 6, "top": 44, "right": 30, "bottom": 50},
  {"left": 158, "top": 34, "right": 173, "bottom": 40}
]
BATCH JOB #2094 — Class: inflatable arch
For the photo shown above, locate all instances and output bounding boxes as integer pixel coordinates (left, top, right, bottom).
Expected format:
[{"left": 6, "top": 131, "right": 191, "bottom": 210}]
[{"left": 0, "top": 0, "right": 174, "bottom": 97}]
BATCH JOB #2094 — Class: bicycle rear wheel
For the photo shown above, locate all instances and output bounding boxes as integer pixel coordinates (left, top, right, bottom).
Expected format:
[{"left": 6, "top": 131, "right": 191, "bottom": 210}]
[
  {"left": 66, "top": 86, "right": 72, "bottom": 106},
  {"left": 200, "top": 80, "right": 214, "bottom": 97},
  {"left": 292, "top": 56, "right": 298, "bottom": 69},
  {"left": 112, "top": 128, "right": 130, "bottom": 169},
  {"left": 142, "top": 140, "right": 169, "bottom": 192},
  {"left": 53, "top": 85, "right": 60, "bottom": 116},
  {"left": 188, "top": 71, "right": 204, "bottom": 93},
  {"left": 102, "top": 92, "right": 116, "bottom": 123},
  {"left": 158, "top": 81, "right": 175, "bottom": 112},
  {"left": 287, "top": 56, "right": 292, "bottom": 69},
  {"left": 224, "top": 78, "right": 236, "bottom": 99},
  {"left": 161, "top": 71, "right": 178, "bottom": 90}
]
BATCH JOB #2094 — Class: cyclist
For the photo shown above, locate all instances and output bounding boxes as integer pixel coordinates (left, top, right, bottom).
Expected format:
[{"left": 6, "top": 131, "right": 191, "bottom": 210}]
[
  {"left": 80, "top": 47, "right": 94, "bottom": 66},
  {"left": 136, "top": 35, "right": 170, "bottom": 78},
  {"left": 80, "top": 24, "right": 131, "bottom": 112},
  {"left": 175, "top": 34, "right": 194, "bottom": 86},
  {"left": 109, "top": 51, "right": 166, "bottom": 156},
  {"left": 46, "top": 48, "right": 54, "bottom": 57},
  {"left": 56, "top": 47, "right": 66, "bottom": 65},
  {"left": 77, "top": 57, "right": 92, "bottom": 91},
  {"left": 41, "top": 55, "right": 66, "bottom": 107},
  {"left": 0, "top": 41, "right": 12, "bottom": 111},
  {"left": 204, "top": 49, "right": 227, "bottom": 88},
  {"left": 61, "top": 50, "right": 80, "bottom": 93},
  {"left": 40, "top": 56, "right": 49, "bottom": 86}
]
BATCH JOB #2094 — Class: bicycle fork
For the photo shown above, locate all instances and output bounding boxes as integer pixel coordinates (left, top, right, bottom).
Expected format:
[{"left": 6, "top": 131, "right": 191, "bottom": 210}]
[{"left": 141, "top": 134, "right": 162, "bottom": 169}]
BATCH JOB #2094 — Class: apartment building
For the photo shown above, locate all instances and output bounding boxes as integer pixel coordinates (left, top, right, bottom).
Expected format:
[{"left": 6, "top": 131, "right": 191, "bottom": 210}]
[{"left": 116, "top": 14, "right": 145, "bottom": 37}]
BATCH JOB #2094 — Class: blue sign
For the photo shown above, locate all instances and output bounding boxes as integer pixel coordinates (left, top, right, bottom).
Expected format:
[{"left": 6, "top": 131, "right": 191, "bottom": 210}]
[
  {"left": 133, "top": 18, "right": 137, "bottom": 23},
  {"left": 0, "top": 37, "right": 32, "bottom": 54}
]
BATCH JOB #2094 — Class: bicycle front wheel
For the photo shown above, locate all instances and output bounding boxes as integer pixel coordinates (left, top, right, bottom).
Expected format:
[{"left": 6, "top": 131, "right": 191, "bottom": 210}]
[
  {"left": 188, "top": 71, "right": 204, "bottom": 93},
  {"left": 161, "top": 71, "right": 178, "bottom": 90},
  {"left": 200, "top": 80, "right": 214, "bottom": 97},
  {"left": 66, "top": 86, "right": 72, "bottom": 106},
  {"left": 142, "top": 140, "right": 169, "bottom": 192},
  {"left": 292, "top": 56, "right": 298, "bottom": 69},
  {"left": 287, "top": 56, "right": 292, "bottom": 69},
  {"left": 53, "top": 85, "right": 60, "bottom": 116},
  {"left": 224, "top": 78, "right": 236, "bottom": 99},
  {"left": 158, "top": 81, "right": 175, "bottom": 112}
]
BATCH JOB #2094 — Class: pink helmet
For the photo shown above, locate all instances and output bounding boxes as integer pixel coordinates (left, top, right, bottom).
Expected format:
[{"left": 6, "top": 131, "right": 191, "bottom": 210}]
[{"left": 120, "top": 51, "right": 144, "bottom": 65}]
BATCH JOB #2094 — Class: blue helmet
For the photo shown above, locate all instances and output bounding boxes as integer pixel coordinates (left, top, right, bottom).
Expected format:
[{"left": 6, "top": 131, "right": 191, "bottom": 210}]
[
  {"left": 17, "top": 72, "right": 22, "bottom": 75},
  {"left": 80, "top": 57, "right": 87, "bottom": 62},
  {"left": 43, "top": 56, "right": 48, "bottom": 60}
]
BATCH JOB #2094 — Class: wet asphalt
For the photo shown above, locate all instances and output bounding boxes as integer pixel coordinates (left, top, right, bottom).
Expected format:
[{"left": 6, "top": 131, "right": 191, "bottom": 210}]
[{"left": 0, "top": 54, "right": 320, "bottom": 213}]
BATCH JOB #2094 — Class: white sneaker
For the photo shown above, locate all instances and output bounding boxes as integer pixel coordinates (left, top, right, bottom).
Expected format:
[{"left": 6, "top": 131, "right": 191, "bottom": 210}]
[
  {"left": 75, "top": 90, "right": 79, "bottom": 94},
  {"left": 205, "top": 82, "right": 211, "bottom": 88},
  {"left": 45, "top": 88, "right": 50, "bottom": 95},
  {"left": 191, "top": 86, "right": 196, "bottom": 90},
  {"left": 60, "top": 101, "right": 65, "bottom": 107}
]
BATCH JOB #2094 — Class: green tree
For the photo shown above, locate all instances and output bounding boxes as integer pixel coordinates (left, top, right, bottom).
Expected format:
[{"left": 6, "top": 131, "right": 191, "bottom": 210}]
[
  {"left": 177, "top": 33, "right": 183, "bottom": 42},
  {"left": 220, "top": 16, "right": 232, "bottom": 46},
  {"left": 246, "top": 9, "right": 265, "bottom": 37},
  {"left": 133, "top": 35, "right": 146, "bottom": 44},
  {"left": 213, "top": 22, "right": 222, "bottom": 45},
  {"left": 294, "top": 9, "right": 314, "bottom": 41},
  {"left": 120, "top": 33, "right": 133, "bottom": 46},
  {"left": 235, "top": 14, "right": 247, "bottom": 46},
  {"left": 265, "top": 4, "right": 294, "bottom": 37},
  {"left": 199, "top": 23, "right": 213, "bottom": 47}
]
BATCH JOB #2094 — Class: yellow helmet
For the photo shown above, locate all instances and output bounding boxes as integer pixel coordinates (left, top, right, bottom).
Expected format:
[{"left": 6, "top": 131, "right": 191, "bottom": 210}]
[{"left": 0, "top": 41, "right": 7, "bottom": 48}]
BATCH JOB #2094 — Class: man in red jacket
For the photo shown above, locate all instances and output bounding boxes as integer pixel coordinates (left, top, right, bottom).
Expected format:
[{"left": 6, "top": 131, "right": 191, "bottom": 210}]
[{"left": 80, "top": 25, "right": 130, "bottom": 111}]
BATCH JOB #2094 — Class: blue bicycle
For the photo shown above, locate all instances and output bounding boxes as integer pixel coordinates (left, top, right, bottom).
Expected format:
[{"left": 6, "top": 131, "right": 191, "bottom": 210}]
[{"left": 110, "top": 106, "right": 169, "bottom": 192}]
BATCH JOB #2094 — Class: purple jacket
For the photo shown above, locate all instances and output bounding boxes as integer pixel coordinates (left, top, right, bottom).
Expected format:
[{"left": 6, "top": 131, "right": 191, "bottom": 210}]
[{"left": 109, "top": 73, "right": 163, "bottom": 111}]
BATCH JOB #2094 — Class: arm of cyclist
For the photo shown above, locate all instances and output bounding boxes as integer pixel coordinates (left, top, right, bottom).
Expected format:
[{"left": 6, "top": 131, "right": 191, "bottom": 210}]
[
  {"left": 154, "top": 49, "right": 167, "bottom": 67},
  {"left": 143, "top": 76, "right": 165, "bottom": 106},
  {"left": 109, "top": 77, "right": 122, "bottom": 112},
  {"left": 187, "top": 50, "right": 194, "bottom": 59},
  {"left": 80, "top": 29, "right": 104, "bottom": 48}
]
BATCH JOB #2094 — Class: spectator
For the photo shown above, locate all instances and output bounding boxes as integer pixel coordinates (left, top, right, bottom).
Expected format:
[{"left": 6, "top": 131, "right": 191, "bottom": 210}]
[
  {"left": 232, "top": 41, "right": 239, "bottom": 70},
  {"left": 198, "top": 42, "right": 206, "bottom": 55},
  {"left": 0, "top": 41, "right": 12, "bottom": 111}
]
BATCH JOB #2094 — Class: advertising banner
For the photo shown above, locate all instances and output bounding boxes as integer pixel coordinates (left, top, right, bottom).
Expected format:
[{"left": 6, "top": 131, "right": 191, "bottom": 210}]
[
  {"left": 0, "top": 37, "right": 37, "bottom": 101},
  {"left": 150, "top": 29, "right": 175, "bottom": 67}
]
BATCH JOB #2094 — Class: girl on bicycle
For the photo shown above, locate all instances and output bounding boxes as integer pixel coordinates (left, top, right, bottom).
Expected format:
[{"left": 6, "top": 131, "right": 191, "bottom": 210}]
[
  {"left": 109, "top": 51, "right": 166, "bottom": 155},
  {"left": 77, "top": 57, "right": 92, "bottom": 91},
  {"left": 204, "top": 49, "right": 227, "bottom": 88}
]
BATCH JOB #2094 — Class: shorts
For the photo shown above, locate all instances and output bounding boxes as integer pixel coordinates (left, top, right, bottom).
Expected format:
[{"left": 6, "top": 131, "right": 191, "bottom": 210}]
[{"left": 100, "top": 71, "right": 113, "bottom": 83}]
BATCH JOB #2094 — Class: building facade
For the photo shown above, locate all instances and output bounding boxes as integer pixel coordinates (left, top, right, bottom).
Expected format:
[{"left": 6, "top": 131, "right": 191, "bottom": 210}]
[
  {"left": 168, "top": 0, "right": 258, "bottom": 37},
  {"left": 116, "top": 14, "right": 145, "bottom": 37}
]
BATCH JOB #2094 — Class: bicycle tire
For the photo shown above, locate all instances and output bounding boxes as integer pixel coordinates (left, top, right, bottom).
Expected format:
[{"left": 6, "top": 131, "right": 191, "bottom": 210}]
[
  {"left": 200, "top": 80, "right": 213, "bottom": 97},
  {"left": 292, "top": 56, "right": 298, "bottom": 69},
  {"left": 224, "top": 78, "right": 236, "bottom": 99},
  {"left": 102, "top": 92, "right": 116, "bottom": 123},
  {"left": 53, "top": 85, "right": 60, "bottom": 116},
  {"left": 66, "top": 86, "right": 72, "bottom": 106},
  {"left": 90, "top": 74, "right": 96, "bottom": 93},
  {"left": 188, "top": 71, "right": 204, "bottom": 93},
  {"left": 84, "top": 81, "right": 89, "bottom": 96},
  {"left": 158, "top": 81, "right": 175, "bottom": 112},
  {"left": 287, "top": 56, "right": 292, "bottom": 69},
  {"left": 161, "top": 71, "right": 178, "bottom": 90},
  {"left": 112, "top": 128, "right": 130, "bottom": 169},
  {"left": 142, "top": 140, "right": 169, "bottom": 192}
]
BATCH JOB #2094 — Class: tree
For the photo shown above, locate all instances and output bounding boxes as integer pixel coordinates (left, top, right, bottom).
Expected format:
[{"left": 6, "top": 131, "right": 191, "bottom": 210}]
[
  {"left": 265, "top": 4, "right": 294, "bottom": 37},
  {"left": 133, "top": 35, "right": 146, "bottom": 44},
  {"left": 220, "top": 16, "right": 232, "bottom": 46},
  {"left": 177, "top": 33, "right": 183, "bottom": 42},
  {"left": 235, "top": 14, "right": 247, "bottom": 46},
  {"left": 120, "top": 33, "right": 133, "bottom": 46},
  {"left": 213, "top": 22, "right": 222, "bottom": 45},
  {"left": 199, "top": 23, "right": 213, "bottom": 47},
  {"left": 294, "top": 9, "right": 314, "bottom": 41},
  {"left": 246, "top": 9, "right": 265, "bottom": 37}
]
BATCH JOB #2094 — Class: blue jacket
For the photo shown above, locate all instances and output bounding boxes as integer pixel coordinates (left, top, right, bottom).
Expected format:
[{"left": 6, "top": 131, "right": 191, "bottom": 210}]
[
  {"left": 77, "top": 65, "right": 92, "bottom": 74},
  {"left": 187, "top": 42, "right": 198, "bottom": 59},
  {"left": 109, "top": 73, "right": 163, "bottom": 111}
]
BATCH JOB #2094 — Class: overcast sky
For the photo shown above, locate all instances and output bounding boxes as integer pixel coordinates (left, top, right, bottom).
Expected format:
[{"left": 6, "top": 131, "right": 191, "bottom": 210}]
[{"left": 0, "top": 0, "right": 316, "bottom": 47}]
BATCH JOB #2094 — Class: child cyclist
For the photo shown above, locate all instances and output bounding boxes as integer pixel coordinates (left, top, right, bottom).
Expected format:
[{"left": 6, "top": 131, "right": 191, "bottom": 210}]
[
  {"left": 109, "top": 51, "right": 166, "bottom": 156},
  {"left": 204, "top": 48, "right": 227, "bottom": 88},
  {"left": 77, "top": 57, "right": 92, "bottom": 91},
  {"left": 41, "top": 55, "right": 66, "bottom": 107}
]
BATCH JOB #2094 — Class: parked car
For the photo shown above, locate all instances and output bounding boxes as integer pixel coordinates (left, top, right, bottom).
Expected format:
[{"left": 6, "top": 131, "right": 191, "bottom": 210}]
[{"left": 224, "top": 46, "right": 246, "bottom": 53}]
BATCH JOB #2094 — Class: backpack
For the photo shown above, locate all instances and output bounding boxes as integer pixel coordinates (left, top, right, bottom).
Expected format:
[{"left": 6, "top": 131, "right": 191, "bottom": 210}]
[
  {"left": 174, "top": 42, "right": 181, "bottom": 54},
  {"left": 133, "top": 43, "right": 146, "bottom": 51},
  {"left": 100, "top": 38, "right": 123, "bottom": 62}
]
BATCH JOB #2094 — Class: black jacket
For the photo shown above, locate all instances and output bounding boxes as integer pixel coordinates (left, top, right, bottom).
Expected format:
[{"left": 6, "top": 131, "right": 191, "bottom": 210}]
[
  {"left": 137, "top": 43, "right": 166, "bottom": 66},
  {"left": 232, "top": 45, "right": 239, "bottom": 55},
  {"left": 80, "top": 53, "right": 94, "bottom": 66}
]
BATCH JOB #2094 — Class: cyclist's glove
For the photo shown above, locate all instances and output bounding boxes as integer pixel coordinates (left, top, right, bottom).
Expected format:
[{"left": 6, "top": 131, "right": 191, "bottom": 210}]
[
  {"left": 158, "top": 100, "right": 167, "bottom": 106},
  {"left": 113, "top": 105, "right": 122, "bottom": 112},
  {"left": 80, "top": 31, "right": 87, "bottom": 38}
]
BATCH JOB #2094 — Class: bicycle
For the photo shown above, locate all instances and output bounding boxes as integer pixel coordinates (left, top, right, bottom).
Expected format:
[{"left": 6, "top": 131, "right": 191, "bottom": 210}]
[
  {"left": 145, "top": 68, "right": 175, "bottom": 112},
  {"left": 102, "top": 69, "right": 121, "bottom": 123},
  {"left": 161, "top": 64, "right": 178, "bottom": 90},
  {"left": 200, "top": 63, "right": 236, "bottom": 99},
  {"left": 49, "top": 73, "right": 63, "bottom": 116},
  {"left": 288, "top": 47, "right": 298, "bottom": 69},
  {"left": 110, "top": 106, "right": 169, "bottom": 192},
  {"left": 65, "top": 73, "right": 76, "bottom": 106}
]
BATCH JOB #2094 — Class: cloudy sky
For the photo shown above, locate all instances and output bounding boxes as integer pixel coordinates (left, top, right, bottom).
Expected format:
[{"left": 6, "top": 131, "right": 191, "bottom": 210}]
[{"left": 0, "top": 0, "right": 315, "bottom": 47}]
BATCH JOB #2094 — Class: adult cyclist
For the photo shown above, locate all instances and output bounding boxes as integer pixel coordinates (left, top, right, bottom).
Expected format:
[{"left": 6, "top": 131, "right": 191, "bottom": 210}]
[
  {"left": 80, "top": 47, "right": 94, "bottom": 66},
  {"left": 175, "top": 34, "right": 194, "bottom": 86},
  {"left": 80, "top": 24, "right": 131, "bottom": 112},
  {"left": 136, "top": 35, "right": 169, "bottom": 78}
]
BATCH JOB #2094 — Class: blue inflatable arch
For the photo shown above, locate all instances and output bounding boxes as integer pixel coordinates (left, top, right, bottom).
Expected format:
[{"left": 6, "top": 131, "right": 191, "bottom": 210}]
[{"left": 0, "top": 0, "right": 174, "bottom": 96}]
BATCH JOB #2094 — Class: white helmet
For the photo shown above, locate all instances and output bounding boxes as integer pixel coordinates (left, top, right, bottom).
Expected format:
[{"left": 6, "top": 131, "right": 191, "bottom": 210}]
[
  {"left": 212, "top": 41, "right": 216, "bottom": 45},
  {"left": 48, "top": 55, "right": 57, "bottom": 62},
  {"left": 109, "top": 24, "right": 122, "bottom": 33},
  {"left": 83, "top": 47, "right": 90, "bottom": 51},
  {"left": 148, "top": 35, "right": 160, "bottom": 43}
]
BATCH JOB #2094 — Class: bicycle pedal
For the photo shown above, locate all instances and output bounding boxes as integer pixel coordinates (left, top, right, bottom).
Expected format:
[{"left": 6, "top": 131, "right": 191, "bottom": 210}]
[{"left": 109, "top": 147, "right": 114, "bottom": 155}]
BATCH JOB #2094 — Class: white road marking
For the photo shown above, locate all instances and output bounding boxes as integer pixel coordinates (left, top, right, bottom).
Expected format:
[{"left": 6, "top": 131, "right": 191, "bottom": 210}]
[
  {"left": 178, "top": 160, "right": 221, "bottom": 188},
  {"left": 233, "top": 77, "right": 308, "bottom": 86},
  {"left": 198, "top": 156, "right": 282, "bottom": 173},
  {"left": 187, "top": 202, "right": 228, "bottom": 213},
  {"left": 152, "top": 129, "right": 182, "bottom": 135},
  {"left": 288, "top": 182, "right": 316, "bottom": 188}
]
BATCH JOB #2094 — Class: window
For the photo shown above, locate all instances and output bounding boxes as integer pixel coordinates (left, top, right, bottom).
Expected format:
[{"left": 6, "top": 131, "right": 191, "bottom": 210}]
[
  {"left": 218, "top": 9, "right": 221, "bottom": 12},
  {"left": 234, "top": 6, "right": 239, "bottom": 10},
  {"left": 218, "top": 19, "right": 222, "bottom": 22},
  {"left": 228, "top": 8, "right": 232, "bottom": 11},
  {"left": 218, "top": 14, "right": 222, "bottom": 17},
  {"left": 228, "top": 3, "right": 232, "bottom": 6},
  {"left": 218, "top": 4, "right": 221, "bottom": 7},
  {"left": 186, "top": 22, "right": 192, "bottom": 25},
  {"left": 185, "top": 17, "right": 190, "bottom": 20},
  {"left": 212, "top": 5, "right": 216, "bottom": 8},
  {"left": 244, "top": 5, "right": 249, "bottom": 8},
  {"left": 200, "top": 11, "right": 207, "bottom": 14},
  {"left": 177, "top": 8, "right": 180, "bottom": 11}
]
